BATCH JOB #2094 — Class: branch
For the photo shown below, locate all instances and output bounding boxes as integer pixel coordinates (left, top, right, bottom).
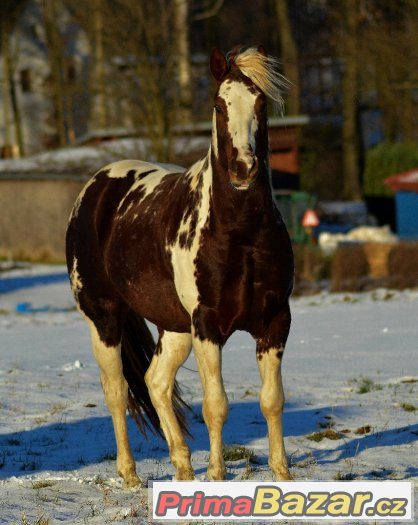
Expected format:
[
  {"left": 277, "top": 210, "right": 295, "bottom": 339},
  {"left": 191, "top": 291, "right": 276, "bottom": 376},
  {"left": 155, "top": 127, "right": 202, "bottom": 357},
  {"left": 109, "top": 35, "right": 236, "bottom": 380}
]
[{"left": 192, "top": 0, "right": 224, "bottom": 21}]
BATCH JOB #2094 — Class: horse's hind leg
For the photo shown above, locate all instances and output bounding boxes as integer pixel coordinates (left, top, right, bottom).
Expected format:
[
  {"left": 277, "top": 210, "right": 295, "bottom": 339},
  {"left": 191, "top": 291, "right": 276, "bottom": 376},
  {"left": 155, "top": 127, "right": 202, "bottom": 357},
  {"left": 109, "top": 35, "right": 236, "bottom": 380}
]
[
  {"left": 256, "top": 303, "right": 292, "bottom": 481},
  {"left": 145, "top": 331, "right": 194, "bottom": 480},
  {"left": 89, "top": 322, "right": 141, "bottom": 488}
]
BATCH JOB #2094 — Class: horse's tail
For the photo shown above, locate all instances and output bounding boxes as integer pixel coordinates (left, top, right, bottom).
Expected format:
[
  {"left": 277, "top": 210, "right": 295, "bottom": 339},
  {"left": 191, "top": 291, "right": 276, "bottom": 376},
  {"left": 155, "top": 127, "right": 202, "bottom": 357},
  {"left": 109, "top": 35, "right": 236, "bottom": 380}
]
[{"left": 121, "top": 309, "right": 190, "bottom": 438}]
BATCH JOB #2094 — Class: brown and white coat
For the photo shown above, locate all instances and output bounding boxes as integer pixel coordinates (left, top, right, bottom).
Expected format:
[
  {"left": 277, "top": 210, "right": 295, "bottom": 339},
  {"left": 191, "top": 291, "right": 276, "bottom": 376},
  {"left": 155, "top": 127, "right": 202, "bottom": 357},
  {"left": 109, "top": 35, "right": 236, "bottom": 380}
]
[{"left": 66, "top": 46, "right": 294, "bottom": 486}]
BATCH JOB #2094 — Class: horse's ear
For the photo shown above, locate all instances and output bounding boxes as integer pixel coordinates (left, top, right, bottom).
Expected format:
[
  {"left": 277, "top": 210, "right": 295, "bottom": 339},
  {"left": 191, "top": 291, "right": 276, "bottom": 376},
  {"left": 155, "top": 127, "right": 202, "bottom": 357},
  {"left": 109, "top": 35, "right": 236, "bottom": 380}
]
[
  {"left": 210, "top": 48, "right": 228, "bottom": 82},
  {"left": 257, "top": 44, "right": 267, "bottom": 57}
]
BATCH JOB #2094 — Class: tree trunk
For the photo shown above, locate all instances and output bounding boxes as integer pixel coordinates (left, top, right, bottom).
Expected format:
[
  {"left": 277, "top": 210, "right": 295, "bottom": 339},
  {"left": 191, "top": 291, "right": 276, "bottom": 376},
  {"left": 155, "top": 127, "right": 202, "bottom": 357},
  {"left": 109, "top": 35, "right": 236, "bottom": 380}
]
[
  {"left": 1, "top": 23, "right": 13, "bottom": 153},
  {"left": 5, "top": 31, "right": 25, "bottom": 156},
  {"left": 42, "top": 0, "right": 67, "bottom": 147},
  {"left": 90, "top": 0, "right": 108, "bottom": 130},
  {"left": 341, "top": 0, "right": 362, "bottom": 201},
  {"left": 173, "top": 0, "right": 192, "bottom": 123},
  {"left": 274, "top": 0, "right": 300, "bottom": 115}
]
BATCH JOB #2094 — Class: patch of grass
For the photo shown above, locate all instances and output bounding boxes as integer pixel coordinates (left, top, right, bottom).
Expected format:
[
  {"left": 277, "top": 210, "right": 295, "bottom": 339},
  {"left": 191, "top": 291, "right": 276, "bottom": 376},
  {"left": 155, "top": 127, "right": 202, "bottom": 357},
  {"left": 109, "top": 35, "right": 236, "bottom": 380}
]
[
  {"left": 33, "top": 416, "right": 48, "bottom": 425},
  {"left": 49, "top": 403, "right": 66, "bottom": 415},
  {"left": 31, "top": 480, "right": 56, "bottom": 489},
  {"left": 240, "top": 462, "right": 257, "bottom": 480},
  {"left": 355, "top": 425, "right": 372, "bottom": 435},
  {"left": 0, "top": 308, "right": 10, "bottom": 315},
  {"left": 307, "top": 429, "right": 343, "bottom": 442},
  {"left": 223, "top": 445, "right": 255, "bottom": 463},
  {"left": 353, "top": 376, "right": 383, "bottom": 394},
  {"left": 400, "top": 402, "right": 416, "bottom": 412}
]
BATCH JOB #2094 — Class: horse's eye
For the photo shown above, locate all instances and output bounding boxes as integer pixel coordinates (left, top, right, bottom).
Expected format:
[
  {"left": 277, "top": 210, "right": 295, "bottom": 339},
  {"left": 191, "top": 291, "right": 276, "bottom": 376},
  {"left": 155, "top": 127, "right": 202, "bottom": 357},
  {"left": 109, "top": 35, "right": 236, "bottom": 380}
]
[{"left": 214, "top": 105, "right": 223, "bottom": 114}]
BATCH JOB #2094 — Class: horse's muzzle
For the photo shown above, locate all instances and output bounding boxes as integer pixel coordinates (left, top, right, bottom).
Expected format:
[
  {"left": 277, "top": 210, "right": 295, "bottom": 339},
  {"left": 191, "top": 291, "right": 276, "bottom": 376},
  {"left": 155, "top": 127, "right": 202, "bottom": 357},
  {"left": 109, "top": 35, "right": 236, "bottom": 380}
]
[{"left": 229, "top": 157, "right": 259, "bottom": 190}]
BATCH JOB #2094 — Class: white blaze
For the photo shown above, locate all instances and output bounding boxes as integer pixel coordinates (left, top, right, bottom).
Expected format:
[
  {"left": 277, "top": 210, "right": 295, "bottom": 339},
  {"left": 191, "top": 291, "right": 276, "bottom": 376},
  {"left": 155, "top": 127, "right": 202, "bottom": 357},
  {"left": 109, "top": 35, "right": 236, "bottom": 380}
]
[{"left": 217, "top": 81, "right": 258, "bottom": 168}]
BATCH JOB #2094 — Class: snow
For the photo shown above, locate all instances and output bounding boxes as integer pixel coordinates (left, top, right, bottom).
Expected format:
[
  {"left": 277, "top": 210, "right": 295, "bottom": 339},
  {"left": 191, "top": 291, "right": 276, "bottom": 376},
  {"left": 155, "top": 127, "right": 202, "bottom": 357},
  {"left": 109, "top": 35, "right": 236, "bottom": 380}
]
[
  {"left": 319, "top": 225, "right": 397, "bottom": 254},
  {"left": 0, "top": 265, "right": 417, "bottom": 523},
  {"left": 0, "top": 137, "right": 209, "bottom": 176}
]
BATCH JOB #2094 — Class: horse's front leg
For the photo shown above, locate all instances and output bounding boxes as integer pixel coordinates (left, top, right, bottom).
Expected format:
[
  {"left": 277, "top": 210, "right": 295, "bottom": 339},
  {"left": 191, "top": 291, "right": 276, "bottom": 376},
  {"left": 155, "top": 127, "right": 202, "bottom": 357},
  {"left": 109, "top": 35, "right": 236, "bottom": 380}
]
[
  {"left": 193, "top": 331, "right": 228, "bottom": 480},
  {"left": 145, "top": 331, "right": 194, "bottom": 480},
  {"left": 256, "top": 304, "right": 292, "bottom": 480}
]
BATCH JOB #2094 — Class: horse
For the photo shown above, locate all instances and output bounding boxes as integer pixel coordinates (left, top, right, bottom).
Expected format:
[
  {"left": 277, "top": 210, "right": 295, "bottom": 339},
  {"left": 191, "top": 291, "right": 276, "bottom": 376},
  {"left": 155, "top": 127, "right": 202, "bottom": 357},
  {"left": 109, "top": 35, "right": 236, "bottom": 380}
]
[{"left": 66, "top": 45, "right": 294, "bottom": 487}]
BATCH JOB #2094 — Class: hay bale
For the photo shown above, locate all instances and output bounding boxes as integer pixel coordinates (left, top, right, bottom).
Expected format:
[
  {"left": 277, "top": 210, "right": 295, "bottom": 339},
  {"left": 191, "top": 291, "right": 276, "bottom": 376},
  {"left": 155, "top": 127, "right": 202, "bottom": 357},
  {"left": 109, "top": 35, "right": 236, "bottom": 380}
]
[
  {"left": 386, "top": 242, "right": 418, "bottom": 289},
  {"left": 331, "top": 244, "right": 370, "bottom": 292}
]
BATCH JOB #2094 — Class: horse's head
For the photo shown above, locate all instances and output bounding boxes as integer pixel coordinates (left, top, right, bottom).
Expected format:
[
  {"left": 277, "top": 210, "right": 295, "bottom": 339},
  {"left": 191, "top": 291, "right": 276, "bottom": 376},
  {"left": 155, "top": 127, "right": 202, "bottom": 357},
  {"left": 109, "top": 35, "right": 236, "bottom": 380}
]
[{"left": 210, "top": 46, "right": 286, "bottom": 190}]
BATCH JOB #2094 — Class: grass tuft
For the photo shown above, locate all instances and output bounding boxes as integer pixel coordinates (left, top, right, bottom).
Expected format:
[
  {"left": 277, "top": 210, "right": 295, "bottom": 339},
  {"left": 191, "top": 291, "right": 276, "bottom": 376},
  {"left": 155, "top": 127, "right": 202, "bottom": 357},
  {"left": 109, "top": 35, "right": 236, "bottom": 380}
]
[
  {"left": 307, "top": 429, "right": 343, "bottom": 442},
  {"left": 31, "top": 480, "right": 56, "bottom": 489},
  {"left": 222, "top": 445, "right": 255, "bottom": 463},
  {"left": 400, "top": 402, "right": 416, "bottom": 412},
  {"left": 352, "top": 376, "right": 383, "bottom": 394}
]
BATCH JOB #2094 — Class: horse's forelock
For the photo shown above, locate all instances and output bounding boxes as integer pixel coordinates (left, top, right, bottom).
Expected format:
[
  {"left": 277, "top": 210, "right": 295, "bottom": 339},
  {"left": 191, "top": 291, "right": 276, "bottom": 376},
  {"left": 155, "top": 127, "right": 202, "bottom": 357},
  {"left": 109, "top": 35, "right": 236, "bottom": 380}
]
[{"left": 231, "top": 47, "right": 288, "bottom": 113}]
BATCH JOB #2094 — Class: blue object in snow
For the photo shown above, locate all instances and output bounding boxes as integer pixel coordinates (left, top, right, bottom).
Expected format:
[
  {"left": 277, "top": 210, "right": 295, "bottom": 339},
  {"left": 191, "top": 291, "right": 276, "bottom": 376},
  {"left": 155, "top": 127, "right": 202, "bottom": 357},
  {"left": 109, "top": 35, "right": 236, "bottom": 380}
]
[{"left": 15, "top": 302, "right": 72, "bottom": 314}]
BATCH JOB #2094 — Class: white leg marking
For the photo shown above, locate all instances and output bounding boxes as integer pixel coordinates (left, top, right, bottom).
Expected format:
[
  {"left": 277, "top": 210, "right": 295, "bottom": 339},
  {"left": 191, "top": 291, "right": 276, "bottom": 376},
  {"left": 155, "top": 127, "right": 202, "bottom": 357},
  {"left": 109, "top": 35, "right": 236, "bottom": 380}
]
[
  {"left": 145, "top": 331, "right": 194, "bottom": 480},
  {"left": 193, "top": 334, "right": 228, "bottom": 480},
  {"left": 89, "top": 322, "right": 141, "bottom": 488},
  {"left": 258, "top": 347, "right": 291, "bottom": 480}
]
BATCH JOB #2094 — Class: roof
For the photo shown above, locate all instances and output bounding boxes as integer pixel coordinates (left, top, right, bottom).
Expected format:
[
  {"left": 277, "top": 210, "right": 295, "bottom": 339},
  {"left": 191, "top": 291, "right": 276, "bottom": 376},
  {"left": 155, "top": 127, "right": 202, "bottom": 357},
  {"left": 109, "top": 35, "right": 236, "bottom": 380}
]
[{"left": 384, "top": 169, "right": 418, "bottom": 193}]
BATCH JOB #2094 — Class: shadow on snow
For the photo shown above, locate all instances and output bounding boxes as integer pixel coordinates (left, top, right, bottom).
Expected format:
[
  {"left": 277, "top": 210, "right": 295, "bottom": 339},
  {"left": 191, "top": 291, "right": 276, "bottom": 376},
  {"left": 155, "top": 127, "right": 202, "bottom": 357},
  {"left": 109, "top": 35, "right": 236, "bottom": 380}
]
[
  {"left": 0, "top": 272, "right": 69, "bottom": 294},
  {"left": 1, "top": 401, "right": 417, "bottom": 480}
]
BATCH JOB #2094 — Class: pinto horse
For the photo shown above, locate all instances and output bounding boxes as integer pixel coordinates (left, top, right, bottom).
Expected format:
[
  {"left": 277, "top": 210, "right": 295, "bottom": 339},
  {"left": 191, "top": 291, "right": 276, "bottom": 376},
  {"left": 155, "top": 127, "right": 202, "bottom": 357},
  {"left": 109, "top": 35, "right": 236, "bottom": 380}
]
[{"left": 66, "top": 46, "right": 294, "bottom": 487}]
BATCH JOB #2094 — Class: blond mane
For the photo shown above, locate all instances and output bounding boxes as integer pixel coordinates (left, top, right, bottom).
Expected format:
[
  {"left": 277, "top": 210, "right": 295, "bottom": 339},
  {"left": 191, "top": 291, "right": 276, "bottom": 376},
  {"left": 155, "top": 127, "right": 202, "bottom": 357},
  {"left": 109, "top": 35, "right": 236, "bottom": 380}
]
[{"left": 232, "top": 48, "right": 289, "bottom": 113}]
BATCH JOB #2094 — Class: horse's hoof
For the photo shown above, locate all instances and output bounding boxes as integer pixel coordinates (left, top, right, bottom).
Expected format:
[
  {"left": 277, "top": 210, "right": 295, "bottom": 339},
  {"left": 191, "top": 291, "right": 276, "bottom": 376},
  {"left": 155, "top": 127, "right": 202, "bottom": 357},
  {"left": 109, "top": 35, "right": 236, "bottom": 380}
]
[
  {"left": 207, "top": 468, "right": 227, "bottom": 481},
  {"left": 122, "top": 473, "right": 143, "bottom": 489},
  {"left": 274, "top": 470, "right": 293, "bottom": 481},
  {"left": 175, "top": 468, "right": 195, "bottom": 480}
]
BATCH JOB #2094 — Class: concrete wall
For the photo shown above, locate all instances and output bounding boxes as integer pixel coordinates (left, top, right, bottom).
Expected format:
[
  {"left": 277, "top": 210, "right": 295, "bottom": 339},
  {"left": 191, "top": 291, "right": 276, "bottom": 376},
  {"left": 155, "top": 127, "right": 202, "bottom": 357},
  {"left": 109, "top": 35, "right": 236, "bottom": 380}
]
[{"left": 0, "top": 176, "right": 87, "bottom": 262}]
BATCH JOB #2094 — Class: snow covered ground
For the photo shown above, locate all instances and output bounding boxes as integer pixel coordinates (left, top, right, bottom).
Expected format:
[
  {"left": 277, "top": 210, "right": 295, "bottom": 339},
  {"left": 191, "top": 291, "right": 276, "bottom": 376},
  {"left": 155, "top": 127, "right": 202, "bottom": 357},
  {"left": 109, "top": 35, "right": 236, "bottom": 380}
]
[{"left": 0, "top": 265, "right": 417, "bottom": 524}]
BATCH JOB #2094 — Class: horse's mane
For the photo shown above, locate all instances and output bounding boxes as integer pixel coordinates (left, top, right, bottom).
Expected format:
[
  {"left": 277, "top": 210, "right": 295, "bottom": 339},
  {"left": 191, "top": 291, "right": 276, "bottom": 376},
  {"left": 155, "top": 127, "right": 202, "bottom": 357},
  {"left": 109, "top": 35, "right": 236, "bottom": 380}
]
[{"left": 230, "top": 47, "right": 288, "bottom": 112}]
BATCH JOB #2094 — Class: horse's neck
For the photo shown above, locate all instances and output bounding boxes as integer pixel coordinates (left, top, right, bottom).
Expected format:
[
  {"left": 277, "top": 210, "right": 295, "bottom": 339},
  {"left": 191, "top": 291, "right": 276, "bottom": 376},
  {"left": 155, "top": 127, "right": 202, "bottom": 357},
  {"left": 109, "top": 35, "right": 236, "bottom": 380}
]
[{"left": 208, "top": 149, "right": 273, "bottom": 226}]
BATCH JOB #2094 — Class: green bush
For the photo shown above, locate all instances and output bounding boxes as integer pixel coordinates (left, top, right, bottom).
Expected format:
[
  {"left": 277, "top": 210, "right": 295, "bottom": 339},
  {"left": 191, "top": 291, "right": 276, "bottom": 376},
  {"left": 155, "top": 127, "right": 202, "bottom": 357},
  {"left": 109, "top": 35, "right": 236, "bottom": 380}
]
[{"left": 364, "top": 142, "right": 418, "bottom": 197}]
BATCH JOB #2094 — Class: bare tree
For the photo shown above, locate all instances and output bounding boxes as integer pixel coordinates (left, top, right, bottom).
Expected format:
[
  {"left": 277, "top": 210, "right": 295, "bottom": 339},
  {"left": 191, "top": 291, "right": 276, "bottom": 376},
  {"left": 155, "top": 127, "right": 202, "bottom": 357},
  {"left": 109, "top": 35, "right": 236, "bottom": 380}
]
[
  {"left": 90, "top": 0, "right": 109, "bottom": 130},
  {"left": 42, "top": 0, "right": 68, "bottom": 146},
  {"left": 173, "top": 0, "right": 192, "bottom": 123},
  {"left": 0, "top": 0, "right": 27, "bottom": 157},
  {"left": 274, "top": 0, "right": 300, "bottom": 115},
  {"left": 341, "top": 0, "right": 361, "bottom": 200}
]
